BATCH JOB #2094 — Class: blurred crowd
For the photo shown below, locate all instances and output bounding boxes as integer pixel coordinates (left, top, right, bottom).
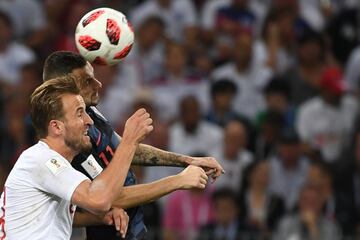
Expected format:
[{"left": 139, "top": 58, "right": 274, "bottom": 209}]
[{"left": 1, "top": 0, "right": 360, "bottom": 239}]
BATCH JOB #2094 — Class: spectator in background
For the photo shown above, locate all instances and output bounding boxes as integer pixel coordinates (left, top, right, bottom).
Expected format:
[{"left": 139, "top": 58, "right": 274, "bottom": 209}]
[
  {"left": 307, "top": 161, "right": 357, "bottom": 231},
  {"left": 121, "top": 16, "right": 165, "bottom": 90},
  {"left": 216, "top": 0, "right": 256, "bottom": 37},
  {"left": 255, "top": 7, "right": 296, "bottom": 74},
  {"left": 206, "top": 79, "right": 240, "bottom": 127},
  {"left": 296, "top": 67, "right": 358, "bottom": 163},
  {"left": 284, "top": 29, "right": 326, "bottom": 106},
  {"left": 212, "top": 121, "right": 253, "bottom": 192},
  {"left": 0, "top": 0, "right": 48, "bottom": 49},
  {"left": 169, "top": 95, "right": 223, "bottom": 157},
  {"left": 239, "top": 161, "right": 285, "bottom": 237},
  {"left": 255, "top": 110, "right": 285, "bottom": 159},
  {"left": 275, "top": 184, "right": 342, "bottom": 240},
  {"left": 163, "top": 187, "right": 214, "bottom": 240},
  {"left": 95, "top": 64, "right": 133, "bottom": 126},
  {"left": 198, "top": 188, "right": 257, "bottom": 240},
  {"left": 0, "top": 11, "right": 36, "bottom": 88},
  {"left": 257, "top": 77, "right": 295, "bottom": 129},
  {"left": 268, "top": 128, "right": 310, "bottom": 211},
  {"left": 151, "top": 42, "right": 209, "bottom": 121},
  {"left": 130, "top": 0, "right": 197, "bottom": 45},
  {"left": 211, "top": 30, "right": 272, "bottom": 120}
]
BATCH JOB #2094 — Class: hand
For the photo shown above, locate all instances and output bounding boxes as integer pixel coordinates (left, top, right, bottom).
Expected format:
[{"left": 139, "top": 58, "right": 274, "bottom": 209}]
[
  {"left": 103, "top": 207, "right": 129, "bottom": 238},
  {"left": 177, "top": 165, "right": 208, "bottom": 189},
  {"left": 300, "top": 210, "right": 319, "bottom": 238},
  {"left": 300, "top": 210, "right": 317, "bottom": 228},
  {"left": 190, "top": 157, "right": 225, "bottom": 182},
  {"left": 123, "top": 108, "right": 153, "bottom": 145}
]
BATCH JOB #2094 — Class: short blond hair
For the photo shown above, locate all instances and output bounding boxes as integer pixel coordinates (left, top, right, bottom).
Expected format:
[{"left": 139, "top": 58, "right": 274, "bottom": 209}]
[{"left": 30, "top": 75, "right": 80, "bottom": 138}]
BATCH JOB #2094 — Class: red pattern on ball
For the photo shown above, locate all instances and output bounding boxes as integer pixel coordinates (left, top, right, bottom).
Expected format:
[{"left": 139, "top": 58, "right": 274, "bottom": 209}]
[
  {"left": 78, "top": 36, "right": 101, "bottom": 51},
  {"left": 106, "top": 19, "right": 121, "bottom": 45},
  {"left": 113, "top": 44, "right": 133, "bottom": 59},
  {"left": 82, "top": 10, "right": 105, "bottom": 27}
]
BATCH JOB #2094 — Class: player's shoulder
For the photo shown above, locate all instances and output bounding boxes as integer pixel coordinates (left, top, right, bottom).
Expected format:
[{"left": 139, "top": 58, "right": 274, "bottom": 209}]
[
  {"left": 20, "top": 141, "right": 53, "bottom": 161},
  {"left": 12, "top": 141, "right": 61, "bottom": 173}
]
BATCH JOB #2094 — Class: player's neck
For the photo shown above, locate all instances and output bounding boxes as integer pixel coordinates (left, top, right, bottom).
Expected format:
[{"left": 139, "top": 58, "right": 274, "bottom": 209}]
[{"left": 41, "top": 137, "right": 77, "bottom": 162}]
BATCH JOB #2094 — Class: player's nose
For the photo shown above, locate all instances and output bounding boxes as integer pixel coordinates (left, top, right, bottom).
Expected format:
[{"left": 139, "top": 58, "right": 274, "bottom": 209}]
[
  {"left": 94, "top": 78, "right": 102, "bottom": 89},
  {"left": 84, "top": 112, "right": 94, "bottom": 126}
]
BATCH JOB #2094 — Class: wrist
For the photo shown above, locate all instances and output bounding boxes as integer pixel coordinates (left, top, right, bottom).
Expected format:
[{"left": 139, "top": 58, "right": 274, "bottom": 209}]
[
  {"left": 172, "top": 174, "right": 184, "bottom": 190},
  {"left": 120, "top": 137, "right": 138, "bottom": 148},
  {"left": 183, "top": 156, "right": 193, "bottom": 166}
]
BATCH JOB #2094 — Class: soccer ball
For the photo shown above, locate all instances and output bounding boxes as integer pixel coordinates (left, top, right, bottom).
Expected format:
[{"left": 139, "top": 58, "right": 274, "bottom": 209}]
[{"left": 75, "top": 7, "right": 134, "bottom": 65}]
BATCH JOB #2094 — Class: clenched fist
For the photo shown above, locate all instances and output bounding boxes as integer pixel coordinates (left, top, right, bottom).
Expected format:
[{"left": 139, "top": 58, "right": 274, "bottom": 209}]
[
  {"left": 177, "top": 165, "right": 209, "bottom": 189},
  {"left": 122, "top": 108, "right": 153, "bottom": 145}
]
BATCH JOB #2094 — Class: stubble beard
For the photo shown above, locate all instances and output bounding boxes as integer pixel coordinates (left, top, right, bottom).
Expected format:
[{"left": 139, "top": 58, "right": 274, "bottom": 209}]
[{"left": 65, "top": 135, "right": 92, "bottom": 155}]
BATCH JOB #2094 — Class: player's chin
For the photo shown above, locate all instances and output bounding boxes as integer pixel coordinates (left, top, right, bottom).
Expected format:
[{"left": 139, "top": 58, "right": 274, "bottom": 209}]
[
  {"left": 81, "top": 140, "right": 93, "bottom": 153},
  {"left": 91, "top": 95, "right": 100, "bottom": 105}
]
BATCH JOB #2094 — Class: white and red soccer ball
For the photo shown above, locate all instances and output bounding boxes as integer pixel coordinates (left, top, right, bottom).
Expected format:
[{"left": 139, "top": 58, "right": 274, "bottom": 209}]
[{"left": 75, "top": 8, "right": 134, "bottom": 65}]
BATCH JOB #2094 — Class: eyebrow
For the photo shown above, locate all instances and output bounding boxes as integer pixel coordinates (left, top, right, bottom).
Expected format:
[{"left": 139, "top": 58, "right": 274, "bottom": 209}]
[{"left": 76, "top": 106, "right": 85, "bottom": 113}]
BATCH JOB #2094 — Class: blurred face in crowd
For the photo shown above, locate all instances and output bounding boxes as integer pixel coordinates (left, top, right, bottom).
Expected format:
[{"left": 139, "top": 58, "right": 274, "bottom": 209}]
[
  {"left": 278, "top": 142, "right": 301, "bottom": 168},
  {"left": 277, "top": 12, "right": 295, "bottom": 43},
  {"left": 266, "top": 93, "right": 288, "bottom": 113},
  {"left": 224, "top": 121, "right": 247, "bottom": 159},
  {"left": 321, "top": 90, "right": 341, "bottom": 106},
  {"left": 234, "top": 33, "right": 252, "bottom": 69},
  {"left": 138, "top": 18, "right": 164, "bottom": 50},
  {"left": 250, "top": 161, "right": 270, "bottom": 190},
  {"left": 298, "top": 40, "right": 323, "bottom": 66},
  {"left": 213, "top": 91, "right": 234, "bottom": 112},
  {"left": 165, "top": 43, "right": 187, "bottom": 76},
  {"left": 306, "top": 164, "right": 332, "bottom": 201},
  {"left": 299, "top": 185, "right": 324, "bottom": 216},
  {"left": 214, "top": 197, "right": 238, "bottom": 226},
  {"left": 71, "top": 62, "right": 102, "bottom": 106},
  {"left": 180, "top": 96, "right": 200, "bottom": 132}
]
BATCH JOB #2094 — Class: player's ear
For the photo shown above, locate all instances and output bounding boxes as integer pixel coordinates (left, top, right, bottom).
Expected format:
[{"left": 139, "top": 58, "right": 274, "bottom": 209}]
[{"left": 49, "top": 120, "right": 64, "bottom": 136}]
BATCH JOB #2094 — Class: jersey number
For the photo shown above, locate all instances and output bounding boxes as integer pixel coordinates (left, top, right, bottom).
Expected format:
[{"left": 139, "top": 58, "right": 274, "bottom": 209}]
[{"left": 99, "top": 145, "right": 114, "bottom": 165}]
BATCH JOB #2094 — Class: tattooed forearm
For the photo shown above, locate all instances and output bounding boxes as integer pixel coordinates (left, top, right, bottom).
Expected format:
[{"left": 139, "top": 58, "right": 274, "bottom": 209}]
[{"left": 132, "top": 144, "right": 192, "bottom": 167}]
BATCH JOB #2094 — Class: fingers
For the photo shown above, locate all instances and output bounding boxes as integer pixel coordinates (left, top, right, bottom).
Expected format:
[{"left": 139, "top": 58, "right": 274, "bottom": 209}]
[
  {"left": 107, "top": 208, "right": 129, "bottom": 239},
  {"left": 114, "top": 212, "right": 121, "bottom": 231},
  {"left": 119, "top": 210, "right": 129, "bottom": 238},
  {"left": 205, "top": 168, "right": 216, "bottom": 175},
  {"left": 133, "top": 108, "right": 146, "bottom": 117}
]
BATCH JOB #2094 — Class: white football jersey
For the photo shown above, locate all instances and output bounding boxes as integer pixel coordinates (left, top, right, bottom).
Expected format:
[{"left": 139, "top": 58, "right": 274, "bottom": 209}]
[{"left": 0, "top": 141, "right": 89, "bottom": 240}]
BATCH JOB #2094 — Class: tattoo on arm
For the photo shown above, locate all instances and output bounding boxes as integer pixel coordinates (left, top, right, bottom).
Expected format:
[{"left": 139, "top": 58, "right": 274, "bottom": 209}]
[{"left": 132, "top": 144, "right": 190, "bottom": 167}]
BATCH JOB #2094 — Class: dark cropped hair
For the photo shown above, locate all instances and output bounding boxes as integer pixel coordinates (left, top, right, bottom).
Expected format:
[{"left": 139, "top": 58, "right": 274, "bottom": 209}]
[{"left": 43, "top": 51, "right": 87, "bottom": 81}]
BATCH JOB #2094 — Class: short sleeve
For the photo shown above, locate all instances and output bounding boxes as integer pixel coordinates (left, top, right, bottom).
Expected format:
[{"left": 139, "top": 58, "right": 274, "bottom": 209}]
[{"left": 35, "top": 155, "right": 89, "bottom": 202}]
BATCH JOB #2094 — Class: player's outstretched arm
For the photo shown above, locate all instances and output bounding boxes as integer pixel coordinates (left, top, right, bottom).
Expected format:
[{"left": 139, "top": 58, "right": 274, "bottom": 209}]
[
  {"left": 131, "top": 143, "right": 225, "bottom": 181},
  {"left": 112, "top": 165, "right": 208, "bottom": 209},
  {"left": 71, "top": 109, "right": 153, "bottom": 215}
]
